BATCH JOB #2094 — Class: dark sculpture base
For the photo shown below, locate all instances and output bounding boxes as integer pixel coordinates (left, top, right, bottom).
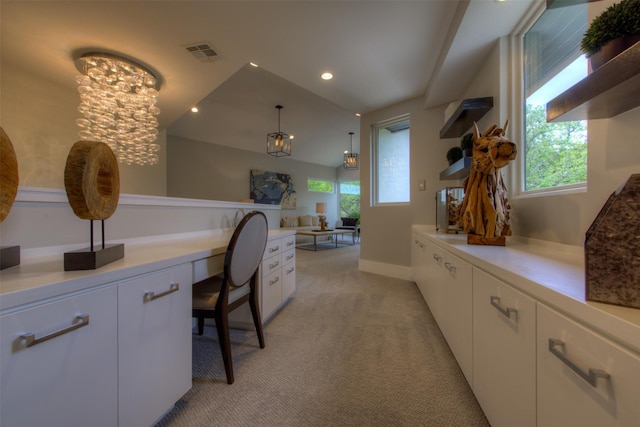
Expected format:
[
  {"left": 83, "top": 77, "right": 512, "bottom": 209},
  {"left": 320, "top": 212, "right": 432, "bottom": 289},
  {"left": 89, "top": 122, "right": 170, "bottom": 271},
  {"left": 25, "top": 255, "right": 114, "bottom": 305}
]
[
  {"left": 64, "top": 243, "right": 124, "bottom": 271},
  {"left": 0, "top": 246, "right": 20, "bottom": 270}
]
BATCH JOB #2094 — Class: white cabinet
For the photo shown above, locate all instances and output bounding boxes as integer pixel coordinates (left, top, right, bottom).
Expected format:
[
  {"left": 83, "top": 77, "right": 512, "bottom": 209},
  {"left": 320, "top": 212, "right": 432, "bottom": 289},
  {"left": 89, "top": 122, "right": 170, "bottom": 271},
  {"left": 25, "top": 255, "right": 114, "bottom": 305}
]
[
  {"left": 261, "top": 234, "right": 296, "bottom": 321},
  {"left": 424, "top": 240, "right": 446, "bottom": 330},
  {"left": 282, "top": 246, "right": 296, "bottom": 301},
  {"left": 472, "top": 268, "right": 536, "bottom": 427},
  {"left": 411, "top": 233, "right": 429, "bottom": 301},
  {"left": 118, "top": 264, "right": 193, "bottom": 427},
  {"left": 537, "top": 303, "right": 640, "bottom": 427},
  {"left": 442, "top": 250, "right": 473, "bottom": 385},
  {"left": 0, "top": 286, "right": 118, "bottom": 427}
]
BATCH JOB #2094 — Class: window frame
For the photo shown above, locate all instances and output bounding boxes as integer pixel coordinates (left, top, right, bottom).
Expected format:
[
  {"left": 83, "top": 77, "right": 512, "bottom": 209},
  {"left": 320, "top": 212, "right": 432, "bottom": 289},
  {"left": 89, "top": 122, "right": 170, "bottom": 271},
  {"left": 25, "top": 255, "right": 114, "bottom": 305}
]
[
  {"left": 370, "top": 114, "right": 411, "bottom": 206},
  {"left": 510, "top": 1, "right": 588, "bottom": 199}
]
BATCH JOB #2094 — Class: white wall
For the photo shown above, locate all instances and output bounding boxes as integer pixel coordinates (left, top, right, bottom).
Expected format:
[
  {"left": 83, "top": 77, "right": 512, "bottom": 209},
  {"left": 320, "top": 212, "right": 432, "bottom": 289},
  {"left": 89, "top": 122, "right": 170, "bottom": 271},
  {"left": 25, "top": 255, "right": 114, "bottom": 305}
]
[
  {"left": 0, "top": 63, "right": 167, "bottom": 196},
  {"left": 359, "top": 97, "right": 463, "bottom": 271},
  {"left": 166, "top": 135, "right": 342, "bottom": 226}
]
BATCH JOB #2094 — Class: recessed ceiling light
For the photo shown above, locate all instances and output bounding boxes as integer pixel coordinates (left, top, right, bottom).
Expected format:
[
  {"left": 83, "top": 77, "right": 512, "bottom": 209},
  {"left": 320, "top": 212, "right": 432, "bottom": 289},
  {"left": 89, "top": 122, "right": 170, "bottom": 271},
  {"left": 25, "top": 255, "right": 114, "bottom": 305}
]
[
  {"left": 321, "top": 72, "right": 333, "bottom": 80},
  {"left": 191, "top": 107, "right": 199, "bottom": 113},
  {"left": 355, "top": 113, "right": 361, "bottom": 117},
  {"left": 250, "top": 62, "right": 259, "bottom": 67}
]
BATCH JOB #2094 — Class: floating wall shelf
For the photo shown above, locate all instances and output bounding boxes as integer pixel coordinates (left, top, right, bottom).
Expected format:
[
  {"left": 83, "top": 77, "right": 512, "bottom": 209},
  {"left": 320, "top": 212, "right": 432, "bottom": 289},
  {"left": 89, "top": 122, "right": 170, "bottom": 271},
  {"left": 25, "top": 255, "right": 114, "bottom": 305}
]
[
  {"left": 546, "top": 42, "right": 640, "bottom": 123},
  {"left": 440, "top": 97, "right": 494, "bottom": 139},
  {"left": 439, "top": 157, "right": 472, "bottom": 180}
]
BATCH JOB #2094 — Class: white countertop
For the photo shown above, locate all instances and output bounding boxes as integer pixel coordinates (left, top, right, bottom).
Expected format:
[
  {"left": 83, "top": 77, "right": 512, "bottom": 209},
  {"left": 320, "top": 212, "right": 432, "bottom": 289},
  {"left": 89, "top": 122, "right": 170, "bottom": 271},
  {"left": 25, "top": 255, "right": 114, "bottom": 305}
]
[
  {"left": 413, "top": 225, "right": 640, "bottom": 354},
  {"left": 0, "top": 229, "right": 295, "bottom": 313}
]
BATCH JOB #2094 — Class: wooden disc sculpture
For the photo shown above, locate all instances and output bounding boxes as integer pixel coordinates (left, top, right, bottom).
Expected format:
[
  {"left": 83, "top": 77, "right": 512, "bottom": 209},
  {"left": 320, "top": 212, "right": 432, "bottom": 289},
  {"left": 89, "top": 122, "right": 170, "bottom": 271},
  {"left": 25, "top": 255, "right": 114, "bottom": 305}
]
[
  {"left": 0, "top": 127, "right": 19, "bottom": 223},
  {"left": 64, "top": 141, "right": 120, "bottom": 220},
  {"left": 459, "top": 121, "right": 517, "bottom": 246}
]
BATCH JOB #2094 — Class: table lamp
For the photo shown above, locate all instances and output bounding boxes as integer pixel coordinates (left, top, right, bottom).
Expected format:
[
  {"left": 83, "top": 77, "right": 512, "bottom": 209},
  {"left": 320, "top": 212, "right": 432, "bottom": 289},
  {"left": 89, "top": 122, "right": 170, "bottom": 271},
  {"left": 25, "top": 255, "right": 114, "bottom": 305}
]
[{"left": 316, "top": 202, "right": 328, "bottom": 231}]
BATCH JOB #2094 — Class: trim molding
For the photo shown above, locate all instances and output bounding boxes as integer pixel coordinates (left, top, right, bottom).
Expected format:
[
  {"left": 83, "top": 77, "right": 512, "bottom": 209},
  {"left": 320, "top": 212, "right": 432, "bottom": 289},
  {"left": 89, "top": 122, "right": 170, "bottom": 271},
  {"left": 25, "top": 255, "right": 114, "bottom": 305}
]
[
  {"left": 358, "top": 258, "right": 413, "bottom": 281},
  {"left": 15, "top": 186, "right": 280, "bottom": 210}
]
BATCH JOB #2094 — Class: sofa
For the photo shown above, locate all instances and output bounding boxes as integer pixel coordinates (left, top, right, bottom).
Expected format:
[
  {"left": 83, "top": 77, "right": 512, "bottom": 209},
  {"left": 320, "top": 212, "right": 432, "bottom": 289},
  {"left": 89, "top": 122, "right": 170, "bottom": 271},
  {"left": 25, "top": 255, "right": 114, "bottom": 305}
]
[{"left": 280, "top": 215, "right": 331, "bottom": 244}]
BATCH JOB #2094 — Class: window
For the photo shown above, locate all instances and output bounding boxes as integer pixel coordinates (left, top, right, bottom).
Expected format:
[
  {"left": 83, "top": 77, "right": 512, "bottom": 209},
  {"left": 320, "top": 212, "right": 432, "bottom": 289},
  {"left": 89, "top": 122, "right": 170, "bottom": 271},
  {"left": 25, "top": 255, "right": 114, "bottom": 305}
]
[
  {"left": 522, "top": 3, "right": 588, "bottom": 192},
  {"left": 339, "top": 181, "right": 360, "bottom": 218},
  {"left": 372, "top": 116, "right": 410, "bottom": 204},
  {"left": 307, "top": 178, "right": 334, "bottom": 193}
]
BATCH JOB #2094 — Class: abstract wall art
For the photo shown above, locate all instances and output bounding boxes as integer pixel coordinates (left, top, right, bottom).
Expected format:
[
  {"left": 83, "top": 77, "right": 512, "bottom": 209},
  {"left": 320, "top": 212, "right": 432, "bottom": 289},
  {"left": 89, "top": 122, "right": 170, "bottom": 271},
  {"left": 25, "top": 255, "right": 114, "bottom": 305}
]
[{"left": 250, "top": 169, "right": 296, "bottom": 209}]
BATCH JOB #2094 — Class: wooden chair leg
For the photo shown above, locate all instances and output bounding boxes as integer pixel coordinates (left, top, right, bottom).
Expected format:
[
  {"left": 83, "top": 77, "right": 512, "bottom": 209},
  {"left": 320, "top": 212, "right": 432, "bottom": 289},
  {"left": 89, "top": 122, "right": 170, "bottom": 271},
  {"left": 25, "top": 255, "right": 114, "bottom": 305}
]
[
  {"left": 249, "top": 291, "right": 265, "bottom": 349},
  {"left": 215, "top": 311, "right": 234, "bottom": 384},
  {"left": 196, "top": 316, "right": 205, "bottom": 336}
]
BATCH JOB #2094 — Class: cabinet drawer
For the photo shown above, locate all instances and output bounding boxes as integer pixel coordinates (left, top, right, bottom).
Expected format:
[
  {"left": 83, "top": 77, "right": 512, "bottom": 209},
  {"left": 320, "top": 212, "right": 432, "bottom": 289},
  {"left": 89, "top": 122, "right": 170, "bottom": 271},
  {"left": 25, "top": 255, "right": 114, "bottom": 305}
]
[
  {"left": 282, "top": 248, "right": 296, "bottom": 266},
  {"left": 1, "top": 286, "right": 118, "bottom": 427},
  {"left": 262, "top": 253, "right": 281, "bottom": 277},
  {"left": 262, "top": 269, "right": 282, "bottom": 320},
  {"left": 264, "top": 238, "right": 282, "bottom": 259},
  {"left": 473, "top": 268, "right": 536, "bottom": 427},
  {"left": 537, "top": 303, "right": 640, "bottom": 427},
  {"left": 283, "top": 234, "right": 296, "bottom": 251},
  {"left": 193, "top": 254, "right": 224, "bottom": 283},
  {"left": 118, "top": 264, "right": 192, "bottom": 427}
]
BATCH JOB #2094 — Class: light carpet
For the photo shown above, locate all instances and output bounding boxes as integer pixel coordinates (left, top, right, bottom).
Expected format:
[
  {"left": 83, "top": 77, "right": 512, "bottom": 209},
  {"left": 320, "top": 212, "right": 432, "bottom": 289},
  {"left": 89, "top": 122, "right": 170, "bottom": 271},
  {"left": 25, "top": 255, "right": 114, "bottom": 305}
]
[{"left": 157, "top": 245, "right": 489, "bottom": 426}]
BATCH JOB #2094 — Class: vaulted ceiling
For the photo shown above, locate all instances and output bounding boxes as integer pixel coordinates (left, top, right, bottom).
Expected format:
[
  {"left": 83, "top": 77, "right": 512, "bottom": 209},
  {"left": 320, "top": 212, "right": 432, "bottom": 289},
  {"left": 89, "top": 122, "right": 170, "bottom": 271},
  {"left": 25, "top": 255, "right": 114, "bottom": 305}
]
[{"left": 1, "top": 0, "right": 535, "bottom": 167}]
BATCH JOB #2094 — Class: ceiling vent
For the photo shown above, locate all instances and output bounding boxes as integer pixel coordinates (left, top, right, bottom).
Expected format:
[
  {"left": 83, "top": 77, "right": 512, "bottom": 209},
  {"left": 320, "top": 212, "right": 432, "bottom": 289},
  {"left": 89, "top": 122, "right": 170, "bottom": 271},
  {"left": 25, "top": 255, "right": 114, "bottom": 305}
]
[{"left": 184, "top": 42, "right": 220, "bottom": 63}]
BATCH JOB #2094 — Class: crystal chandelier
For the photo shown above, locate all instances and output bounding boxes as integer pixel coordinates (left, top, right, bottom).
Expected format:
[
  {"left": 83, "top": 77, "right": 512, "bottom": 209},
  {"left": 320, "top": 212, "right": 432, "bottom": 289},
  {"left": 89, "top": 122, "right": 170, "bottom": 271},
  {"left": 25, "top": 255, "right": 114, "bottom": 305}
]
[
  {"left": 266, "top": 105, "right": 292, "bottom": 157},
  {"left": 75, "top": 52, "right": 161, "bottom": 166},
  {"left": 344, "top": 132, "right": 358, "bottom": 170}
]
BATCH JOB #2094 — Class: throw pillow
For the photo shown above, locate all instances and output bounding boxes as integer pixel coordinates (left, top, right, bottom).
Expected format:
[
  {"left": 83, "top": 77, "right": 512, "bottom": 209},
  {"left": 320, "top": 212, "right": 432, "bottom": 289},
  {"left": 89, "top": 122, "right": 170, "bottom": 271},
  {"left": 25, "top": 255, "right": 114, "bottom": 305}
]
[
  {"left": 312, "top": 216, "right": 320, "bottom": 226},
  {"left": 341, "top": 217, "right": 358, "bottom": 227},
  {"left": 281, "top": 216, "right": 298, "bottom": 228},
  {"left": 298, "top": 215, "right": 313, "bottom": 226}
]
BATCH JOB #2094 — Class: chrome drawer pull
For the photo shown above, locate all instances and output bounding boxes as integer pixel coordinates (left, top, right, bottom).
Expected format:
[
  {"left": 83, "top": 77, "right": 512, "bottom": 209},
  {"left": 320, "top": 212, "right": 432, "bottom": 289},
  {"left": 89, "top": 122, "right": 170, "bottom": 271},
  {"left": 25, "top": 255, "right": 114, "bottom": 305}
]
[
  {"left": 286, "top": 267, "right": 295, "bottom": 274},
  {"left": 269, "top": 246, "right": 280, "bottom": 253},
  {"left": 21, "top": 314, "right": 90, "bottom": 348},
  {"left": 269, "top": 277, "right": 280, "bottom": 286},
  {"left": 286, "top": 254, "right": 295, "bottom": 261},
  {"left": 144, "top": 283, "right": 179, "bottom": 302},
  {"left": 269, "top": 261, "right": 280, "bottom": 269},
  {"left": 444, "top": 262, "right": 456, "bottom": 273},
  {"left": 286, "top": 241, "right": 294, "bottom": 247},
  {"left": 432, "top": 253, "right": 442, "bottom": 261},
  {"left": 490, "top": 296, "right": 518, "bottom": 321},
  {"left": 548, "top": 338, "right": 610, "bottom": 387}
]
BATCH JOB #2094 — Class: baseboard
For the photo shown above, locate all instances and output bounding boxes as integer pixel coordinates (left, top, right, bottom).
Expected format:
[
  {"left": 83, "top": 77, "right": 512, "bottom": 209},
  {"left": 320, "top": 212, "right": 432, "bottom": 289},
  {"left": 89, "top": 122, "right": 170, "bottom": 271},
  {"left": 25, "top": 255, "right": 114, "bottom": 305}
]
[{"left": 358, "top": 259, "right": 413, "bottom": 281}]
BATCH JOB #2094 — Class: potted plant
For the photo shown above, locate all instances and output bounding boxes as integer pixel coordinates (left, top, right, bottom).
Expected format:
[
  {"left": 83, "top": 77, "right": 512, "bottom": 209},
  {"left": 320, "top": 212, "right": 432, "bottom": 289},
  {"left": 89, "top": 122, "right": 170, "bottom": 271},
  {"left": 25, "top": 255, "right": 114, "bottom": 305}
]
[
  {"left": 580, "top": 0, "right": 640, "bottom": 71},
  {"left": 446, "top": 146, "right": 463, "bottom": 165},
  {"left": 460, "top": 133, "right": 473, "bottom": 157}
]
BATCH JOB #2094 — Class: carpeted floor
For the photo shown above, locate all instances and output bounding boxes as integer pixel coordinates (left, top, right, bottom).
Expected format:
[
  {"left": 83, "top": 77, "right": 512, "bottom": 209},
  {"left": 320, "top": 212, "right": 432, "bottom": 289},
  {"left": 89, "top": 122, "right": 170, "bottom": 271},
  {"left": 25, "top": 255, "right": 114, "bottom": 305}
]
[{"left": 157, "top": 245, "right": 489, "bottom": 426}]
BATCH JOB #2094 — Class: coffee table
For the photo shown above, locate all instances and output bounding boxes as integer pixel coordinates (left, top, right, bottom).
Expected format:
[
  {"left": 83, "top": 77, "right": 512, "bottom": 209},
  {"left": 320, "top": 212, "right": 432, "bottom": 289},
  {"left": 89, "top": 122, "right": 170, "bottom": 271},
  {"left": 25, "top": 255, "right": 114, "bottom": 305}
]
[{"left": 295, "top": 229, "right": 356, "bottom": 251}]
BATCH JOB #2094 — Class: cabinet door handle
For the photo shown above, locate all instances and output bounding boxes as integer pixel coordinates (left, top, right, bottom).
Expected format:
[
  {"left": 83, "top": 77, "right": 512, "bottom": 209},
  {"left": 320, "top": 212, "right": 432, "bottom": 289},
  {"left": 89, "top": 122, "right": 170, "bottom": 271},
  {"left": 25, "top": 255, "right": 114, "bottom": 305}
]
[
  {"left": 286, "top": 267, "right": 295, "bottom": 274},
  {"left": 269, "top": 246, "right": 280, "bottom": 253},
  {"left": 548, "top": 338, "right": 610, "bottom": 387},
  {"left": 269, "top": 276, "right": 280, "bottom": 286},
  {"left": 20, "top": 314, "right": 90, "bottom": 348},
  {"left": 144, "top": 283, "right": 179, "bottom": 302},
  {"left": 444, "top": 262, "right": 456, "bottom": 273},
  {"left": 269, "top": 261, "right": 280, "bottom": 269},
  {"left": 432, "top": 253, "right": 442, "bottom": 261},
  {"left": 286, "top": 254, "right": 295, "bottom": 261},
  {"left": 490, "top": 296, "right": 518, "bottom": 321},
  {"left": 286, "top": 241, "right": 294, "bottom": 247}
]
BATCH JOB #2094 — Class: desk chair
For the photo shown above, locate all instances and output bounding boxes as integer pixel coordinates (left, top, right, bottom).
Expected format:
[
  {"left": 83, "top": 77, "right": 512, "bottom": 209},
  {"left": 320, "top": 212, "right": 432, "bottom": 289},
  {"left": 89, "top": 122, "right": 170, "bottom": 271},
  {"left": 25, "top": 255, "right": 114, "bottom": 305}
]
[{"left": 192, "top": 211, "right": 268, "bottom": 384}]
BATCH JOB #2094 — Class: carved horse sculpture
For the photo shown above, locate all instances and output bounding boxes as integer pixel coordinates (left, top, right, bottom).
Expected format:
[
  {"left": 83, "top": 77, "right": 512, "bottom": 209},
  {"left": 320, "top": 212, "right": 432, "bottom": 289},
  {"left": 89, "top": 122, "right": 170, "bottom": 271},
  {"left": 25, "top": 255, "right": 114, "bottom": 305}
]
[{"left": 459, "top": 120, "right": 517, "bottom": 245}]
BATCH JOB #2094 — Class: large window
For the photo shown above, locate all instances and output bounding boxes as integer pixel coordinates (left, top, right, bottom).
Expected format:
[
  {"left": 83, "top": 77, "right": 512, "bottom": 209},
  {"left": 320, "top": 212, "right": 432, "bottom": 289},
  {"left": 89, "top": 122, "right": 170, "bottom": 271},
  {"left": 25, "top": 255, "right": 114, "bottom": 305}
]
[
  {"left": 523, "top": 3, "right": 588, "bottom": 192},
  {"left": 307, "top": 178, "right": 334, "bottom": 193},
  {"left": 372, "top": 116, "right": 410, "bottom": 204},
  {"left": 339, "top": 181, "right": 360, "bottom": 218}
]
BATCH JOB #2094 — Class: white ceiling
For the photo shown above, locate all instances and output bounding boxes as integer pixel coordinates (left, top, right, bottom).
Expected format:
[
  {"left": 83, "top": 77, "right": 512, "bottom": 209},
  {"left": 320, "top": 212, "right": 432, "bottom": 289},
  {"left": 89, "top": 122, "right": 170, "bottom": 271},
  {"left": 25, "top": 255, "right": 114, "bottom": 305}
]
[{"left": 1, "top": 0, "right": 535, "bottom": 167}]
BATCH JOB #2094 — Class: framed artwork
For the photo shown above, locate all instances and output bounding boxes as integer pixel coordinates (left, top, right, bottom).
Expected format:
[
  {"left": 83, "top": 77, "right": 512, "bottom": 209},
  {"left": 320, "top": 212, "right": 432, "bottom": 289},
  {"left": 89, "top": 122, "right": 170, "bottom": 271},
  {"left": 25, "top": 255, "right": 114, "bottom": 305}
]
[{"left": 250, "top": 169, "right": 296, "bottom": 209}]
